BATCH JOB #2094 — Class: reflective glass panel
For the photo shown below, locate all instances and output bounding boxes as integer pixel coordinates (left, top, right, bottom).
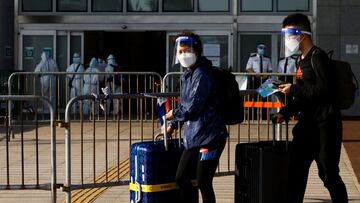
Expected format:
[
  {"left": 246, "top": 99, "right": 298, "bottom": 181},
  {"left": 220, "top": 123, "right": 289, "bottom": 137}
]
[
  {"left": 57, "top": 0, "right": 87, "bottom": 12},
  {"left": 92, "top": 0, "right": 123, "bottom": 12},
  {"left": 22, "top": 0, "right": 52, "bottom": 12},
  {"left": 277, "top": 0, "right": 309, "bottom": 11},
  {"left": 163, "top": 0, "right": 193, "bottom": 12},
  {"left": 241, "top": 0, "right": 272, "bottom": 11},
  {"left": 127, "top": 0, "right": 158, "bottom": 12},
  {"left": 199, "top": 0, "right": 229, "bottom": 12}
]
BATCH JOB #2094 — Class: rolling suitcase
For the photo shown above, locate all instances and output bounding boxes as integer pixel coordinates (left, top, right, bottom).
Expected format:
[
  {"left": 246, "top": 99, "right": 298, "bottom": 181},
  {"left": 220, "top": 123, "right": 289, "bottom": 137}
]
[
  {"left": 235, "top": 120, "right": 291, "bottom": 203},
  {"left": 130, "top": 138, "right": 184, "bottom": 203}
]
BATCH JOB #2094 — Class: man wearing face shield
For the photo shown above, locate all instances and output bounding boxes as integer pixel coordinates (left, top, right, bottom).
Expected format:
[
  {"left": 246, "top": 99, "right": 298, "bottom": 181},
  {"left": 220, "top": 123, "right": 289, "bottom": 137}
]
[
  {"left": 34, "top": 51, "right": 58, "bottom": 113},
  {"left": 165, "top": 31, "right": 228, "bottom": 203},
  {"left": 104, "top": 54, "right": 122, "bottom": 115},
  {"left": 273, "top": 13, "right": 348, "bottom": 203},
  {"left": 83, "top": 57, "right": 101, "bottom": 115}
]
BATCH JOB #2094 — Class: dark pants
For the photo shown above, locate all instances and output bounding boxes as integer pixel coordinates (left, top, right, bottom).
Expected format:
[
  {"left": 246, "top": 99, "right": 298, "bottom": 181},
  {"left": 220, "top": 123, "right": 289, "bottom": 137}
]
[
  {"left": 287, "top": 116, "right": 348, "bottom": 203},
  {"left": 175, "top": 139, "right": 226, "bottom": 203}
]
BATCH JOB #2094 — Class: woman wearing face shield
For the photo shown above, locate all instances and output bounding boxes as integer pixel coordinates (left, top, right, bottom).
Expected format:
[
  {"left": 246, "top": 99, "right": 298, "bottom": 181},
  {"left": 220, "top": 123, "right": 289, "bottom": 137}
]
[
  {"left": 273, "top": 13, "right": 348, "bottom": 203},
  {"left": 165, "top": 31, "right": 228, "bottom": 203}
]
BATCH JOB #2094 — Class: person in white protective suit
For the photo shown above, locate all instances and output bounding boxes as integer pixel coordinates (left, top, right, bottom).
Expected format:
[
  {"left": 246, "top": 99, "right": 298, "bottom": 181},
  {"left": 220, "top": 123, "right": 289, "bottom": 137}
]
[
  {"left": 66, "top": 53, "right": 85, "bottom": 114},
  {"left": 83, "top": 57, "right": 101, "bottom": 115},
  {"left": 66, "top": 53, "right": 85, "bottom": 98},
  {"left": 34, "top": 51, "right": 58, "bottom": 113},
  {"left": 104, "top": 54, "right": 122, "bottom": 115}
]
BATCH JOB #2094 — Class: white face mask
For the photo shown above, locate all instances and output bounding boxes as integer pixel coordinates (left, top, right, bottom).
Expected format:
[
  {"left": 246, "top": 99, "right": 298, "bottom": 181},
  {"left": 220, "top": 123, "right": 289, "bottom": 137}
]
[
  {"left": 177, "top": 52, "right": 197, "bottom": 68},
  {"left": 284, "top": 37, "right": 300, "bottom": 57}
]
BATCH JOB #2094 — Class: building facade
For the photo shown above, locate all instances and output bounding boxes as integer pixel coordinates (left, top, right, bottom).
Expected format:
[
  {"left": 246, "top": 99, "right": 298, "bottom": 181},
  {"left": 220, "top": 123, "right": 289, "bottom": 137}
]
[{"left": 4, "top": 0, "right": 360, "bottom": 116}]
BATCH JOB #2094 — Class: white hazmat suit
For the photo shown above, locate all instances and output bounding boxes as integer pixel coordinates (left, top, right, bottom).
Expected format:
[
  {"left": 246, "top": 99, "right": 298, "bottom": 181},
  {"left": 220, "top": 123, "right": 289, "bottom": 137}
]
[
  {"left": 66, "top": 53, "right": 85, "bottom": 98},
  {"left": 83, "top": 57, "right": 101, "bottom": 115},
  {"left": 34, "top": 51, "right": 58, "bottom": 113}
]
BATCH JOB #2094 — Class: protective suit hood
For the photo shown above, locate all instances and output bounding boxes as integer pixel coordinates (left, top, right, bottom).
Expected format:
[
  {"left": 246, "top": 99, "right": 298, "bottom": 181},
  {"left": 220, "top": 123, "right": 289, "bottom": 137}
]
[
  {"left": 41, "top": 52, "right": 49, "bottom": 62},
  {"left": 89, "top": 57, "right": 98, "bottom": 69},
  {"left": 107, "top": 54, "right": 117, "bottom": 66},
  {"left": 73, "top": 53, "right": 81, "bottom": 64}
]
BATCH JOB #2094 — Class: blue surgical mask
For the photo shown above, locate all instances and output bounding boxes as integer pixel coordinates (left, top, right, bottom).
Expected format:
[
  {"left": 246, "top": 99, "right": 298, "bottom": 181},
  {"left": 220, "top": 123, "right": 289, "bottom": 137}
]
[{"left": 257, "top": 49, "right": 265, "bottom": 56}]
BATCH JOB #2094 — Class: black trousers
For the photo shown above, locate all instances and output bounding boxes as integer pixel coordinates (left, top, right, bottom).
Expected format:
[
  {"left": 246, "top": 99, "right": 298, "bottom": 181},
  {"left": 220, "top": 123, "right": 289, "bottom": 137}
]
[
  {"left": 175, "top": 139, "right": 226, "bottom": 203},
  {"left": 287, "top": 116, "right": 348, "bottom": 203}
]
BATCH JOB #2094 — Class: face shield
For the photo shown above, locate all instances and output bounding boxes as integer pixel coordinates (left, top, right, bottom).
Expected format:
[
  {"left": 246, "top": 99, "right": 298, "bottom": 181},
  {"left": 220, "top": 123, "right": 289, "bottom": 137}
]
[
  {"left": 173, "top": 36, "right": 198, "bottom": 68},
  {"left": 281, "top": 27, "right": 312, "bottom": 57}
]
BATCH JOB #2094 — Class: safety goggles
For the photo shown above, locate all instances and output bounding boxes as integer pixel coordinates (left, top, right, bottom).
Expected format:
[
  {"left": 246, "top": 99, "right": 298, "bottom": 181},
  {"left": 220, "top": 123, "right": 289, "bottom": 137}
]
[{"left": 281, "top": 28, "right": 312, "bottom": 36}]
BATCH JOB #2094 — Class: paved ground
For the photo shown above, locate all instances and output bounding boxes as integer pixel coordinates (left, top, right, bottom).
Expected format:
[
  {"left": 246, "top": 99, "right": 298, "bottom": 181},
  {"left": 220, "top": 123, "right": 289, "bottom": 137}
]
[
  {"left": 0, "top": 120, "right": 359, "bottom": 202},
  {"left": 343, "top": 120, "right": 360, "bottom": 184}
]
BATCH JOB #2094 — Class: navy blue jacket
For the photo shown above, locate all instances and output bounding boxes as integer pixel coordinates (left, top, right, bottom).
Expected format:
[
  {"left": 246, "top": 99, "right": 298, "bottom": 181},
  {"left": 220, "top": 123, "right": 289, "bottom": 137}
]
[{"left": 171, "top": 57, "right": 228, "bottom": 149}]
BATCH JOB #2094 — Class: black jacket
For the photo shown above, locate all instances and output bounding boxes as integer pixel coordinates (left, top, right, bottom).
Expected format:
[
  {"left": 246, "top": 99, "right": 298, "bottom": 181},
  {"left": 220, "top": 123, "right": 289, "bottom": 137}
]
[{"left": 280, "top": 46, "right": 340, "bottom": 122}]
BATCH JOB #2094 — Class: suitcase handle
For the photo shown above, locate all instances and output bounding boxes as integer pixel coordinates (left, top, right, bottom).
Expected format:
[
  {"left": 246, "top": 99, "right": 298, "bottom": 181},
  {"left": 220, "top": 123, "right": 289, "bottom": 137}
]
[
  {"left": 272, "top": 118, "right": 289, "bottom": 150},
  {"left": 135, "top": 181, "right": 141, "bottom": 203}
]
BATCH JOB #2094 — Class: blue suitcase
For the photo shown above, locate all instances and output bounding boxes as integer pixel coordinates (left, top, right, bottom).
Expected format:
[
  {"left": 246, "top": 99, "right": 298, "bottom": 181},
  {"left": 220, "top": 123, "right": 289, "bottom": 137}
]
[{"left": 130, "top": 139, "right": 197, "bottom": 203}]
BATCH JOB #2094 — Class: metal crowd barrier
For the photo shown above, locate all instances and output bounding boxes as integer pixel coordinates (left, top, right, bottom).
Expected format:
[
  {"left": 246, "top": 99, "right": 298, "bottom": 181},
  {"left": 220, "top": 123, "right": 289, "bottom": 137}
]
[
  {"left": 0, "top": 95, "right": 57, "bottom": 203},
  {"left": 59, "top": 90, "right": 294, "bottom": 202},
  {"left": 61, "top": 93, "right": 177, "bottom": 203},
  {"left": 1, "top": 71, "right": 297, "bottom": 202},
  {"left": 7, "top": 71, "right": 162, "bottom": 122},
  {"left": 163, "top": 71, "right": 296, "bottom": 141}
]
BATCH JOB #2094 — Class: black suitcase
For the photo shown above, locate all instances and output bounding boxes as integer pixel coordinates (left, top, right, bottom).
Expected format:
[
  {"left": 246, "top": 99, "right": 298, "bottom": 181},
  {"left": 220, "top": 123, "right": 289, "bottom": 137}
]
[{"left": 235, "top": 121, "right": 291, "bottom": 203}]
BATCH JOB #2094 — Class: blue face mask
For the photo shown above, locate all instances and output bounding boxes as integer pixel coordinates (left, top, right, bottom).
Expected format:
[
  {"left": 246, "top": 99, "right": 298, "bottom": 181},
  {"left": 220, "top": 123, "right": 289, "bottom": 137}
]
[{"left": 257, "top": 48, "right": 265, "bottom": 56}]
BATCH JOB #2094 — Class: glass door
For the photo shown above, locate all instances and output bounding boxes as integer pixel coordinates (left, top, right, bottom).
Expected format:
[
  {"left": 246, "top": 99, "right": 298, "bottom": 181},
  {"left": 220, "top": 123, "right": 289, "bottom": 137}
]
[{"left": 19, "top": 30, "right": 84, "bottom": 115}]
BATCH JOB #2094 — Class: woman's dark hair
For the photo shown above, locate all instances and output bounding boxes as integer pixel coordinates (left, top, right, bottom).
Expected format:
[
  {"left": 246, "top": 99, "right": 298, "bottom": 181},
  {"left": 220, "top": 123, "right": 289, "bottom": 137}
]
[
  {"left": 282, "top": 13, "right": 311, "bottom": 33},
  {"left": 174, "top": 30, "right": 203, "bottom": 56}
]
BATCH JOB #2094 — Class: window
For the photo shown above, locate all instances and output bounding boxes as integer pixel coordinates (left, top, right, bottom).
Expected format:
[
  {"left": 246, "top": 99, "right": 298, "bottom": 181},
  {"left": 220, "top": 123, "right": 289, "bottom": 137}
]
[
  {"left": 22, "top": 0, "right": 52, "bottom": 12},
  {"left": 198, "top": 0, "right": 229, "bottom": 12},
  {"left": 23, "top": 35, "right": 54, "bottom": 72},
  {"left": 240, "top": 0, "right": 310, "bottom": 13},
  {"left": 92, "top": 0, "right": 123, "bottom": 12},
  {"left": 163, "top": 0, "right": 193, "bottom": 12},
  {"left": 57, "top": 0, "right": 87, "bottom": 12},
  {"left": 239, "top": 35, "right": 272, "bottom": 72},
  {"left": 127, "top": 0, "right": 158, "bottom": 12},
  {"left": 277, "top": 0, "right": 309, "bottom": 11},
  {"left": 241, "top": 0, "right": 272, "bottom": 12}
]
